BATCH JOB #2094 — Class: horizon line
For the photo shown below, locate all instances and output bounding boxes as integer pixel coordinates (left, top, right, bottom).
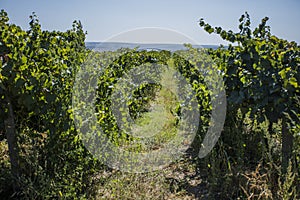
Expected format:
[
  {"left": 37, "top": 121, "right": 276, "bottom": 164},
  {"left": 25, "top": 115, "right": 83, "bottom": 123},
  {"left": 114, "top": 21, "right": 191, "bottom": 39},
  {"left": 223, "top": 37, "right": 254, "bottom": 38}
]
[{"left": 85, "top": 41, "right": 226, "bottom": 46}]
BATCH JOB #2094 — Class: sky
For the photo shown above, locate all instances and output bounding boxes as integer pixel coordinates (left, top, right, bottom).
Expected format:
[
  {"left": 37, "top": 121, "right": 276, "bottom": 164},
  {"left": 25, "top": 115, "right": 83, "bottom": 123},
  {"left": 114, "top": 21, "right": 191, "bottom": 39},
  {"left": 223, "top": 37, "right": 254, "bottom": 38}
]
[{"left": 1, "top": 0, "right": 300, "bottom": 45}]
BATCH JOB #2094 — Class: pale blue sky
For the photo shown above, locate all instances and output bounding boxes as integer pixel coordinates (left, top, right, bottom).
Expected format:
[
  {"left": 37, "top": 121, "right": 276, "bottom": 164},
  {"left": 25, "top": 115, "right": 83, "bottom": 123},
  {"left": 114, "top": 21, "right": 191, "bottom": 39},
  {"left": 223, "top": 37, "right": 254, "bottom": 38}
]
[{"left": 1, "top": 0, "right": 300, "bottom": 45}]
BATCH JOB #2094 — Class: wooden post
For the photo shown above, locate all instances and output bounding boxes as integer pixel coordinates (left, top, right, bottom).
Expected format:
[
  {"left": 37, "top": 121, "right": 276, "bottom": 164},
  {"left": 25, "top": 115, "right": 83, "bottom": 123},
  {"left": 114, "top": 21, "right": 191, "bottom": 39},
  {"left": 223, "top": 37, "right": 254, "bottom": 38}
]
[
  {"left": 4, "top": 95, "right": 20, "bottom": 191},
  {"left": 281, "top": 116, "right": 294, "bottom": 177}
]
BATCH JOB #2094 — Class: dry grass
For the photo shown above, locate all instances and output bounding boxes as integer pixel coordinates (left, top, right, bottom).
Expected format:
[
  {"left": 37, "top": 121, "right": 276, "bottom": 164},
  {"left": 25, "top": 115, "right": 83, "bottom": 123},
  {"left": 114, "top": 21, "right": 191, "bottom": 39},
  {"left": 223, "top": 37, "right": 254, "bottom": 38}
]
[
  {"left": 92, "top": 156, "right": 208, "bottom": 200},
  {"left": 240, "top": 163, "right": 273, "bottom": 200}
]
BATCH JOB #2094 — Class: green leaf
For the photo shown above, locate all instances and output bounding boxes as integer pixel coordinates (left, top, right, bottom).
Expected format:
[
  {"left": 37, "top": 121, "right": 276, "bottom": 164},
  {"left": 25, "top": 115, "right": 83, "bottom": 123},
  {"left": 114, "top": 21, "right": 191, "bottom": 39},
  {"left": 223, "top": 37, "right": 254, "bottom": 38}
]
[
  {"left": 279, "top": 69, "right": 286, "bottom": 79},
  {"left": 204, "top": 24, "right": 214, "bottom": 34},
  {"left": 21, "top": 55, "right": 27, "bottom": 64},
  {"left": 289, "top": 77, "right": 298, "bottom": 88}
]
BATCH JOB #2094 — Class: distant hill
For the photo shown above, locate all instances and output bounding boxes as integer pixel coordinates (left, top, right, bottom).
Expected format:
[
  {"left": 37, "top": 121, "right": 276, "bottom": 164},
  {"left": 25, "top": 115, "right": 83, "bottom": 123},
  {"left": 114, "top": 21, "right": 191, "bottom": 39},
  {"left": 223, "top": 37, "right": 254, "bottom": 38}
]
[{"left": 85, "top": 42, "right": 221, "bottom": 52}]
